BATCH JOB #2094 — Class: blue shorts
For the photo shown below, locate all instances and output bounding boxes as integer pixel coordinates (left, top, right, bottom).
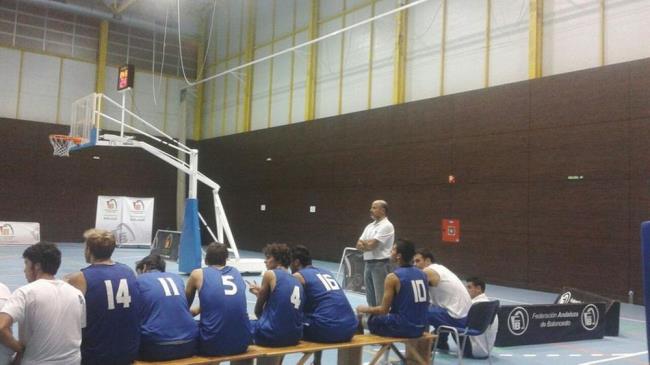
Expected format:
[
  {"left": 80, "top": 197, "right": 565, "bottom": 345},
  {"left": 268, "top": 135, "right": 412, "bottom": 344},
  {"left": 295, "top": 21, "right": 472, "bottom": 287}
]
[
  {"left": 303, "top": 314, "right": 357, "bottom": 343},
  {"left": 139, "top": 339, "right": 198, "bottom": 361},
  {"left": 368, "top": 314, "right": 426, "bottom": 338}
]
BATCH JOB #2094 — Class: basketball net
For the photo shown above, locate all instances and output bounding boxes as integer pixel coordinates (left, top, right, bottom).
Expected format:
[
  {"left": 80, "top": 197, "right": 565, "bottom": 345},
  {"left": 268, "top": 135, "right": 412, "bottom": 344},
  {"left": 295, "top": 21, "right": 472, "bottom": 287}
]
[{"left": 49, "top": 135, "right": 81, "bottom": 157}]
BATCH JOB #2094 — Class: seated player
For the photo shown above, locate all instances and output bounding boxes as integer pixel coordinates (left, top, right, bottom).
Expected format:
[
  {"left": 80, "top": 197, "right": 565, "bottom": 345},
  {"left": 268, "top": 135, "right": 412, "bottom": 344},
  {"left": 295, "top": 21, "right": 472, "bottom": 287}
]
[
  {"left": 413, "top": 247, "right": 472, "bottom": 351},
  {"left": 290, "top": 245, "right": 357, "bottom": 343},
  {"left": 0, "top": 242, "right": 86, "bottom": 365},
  {"left": 465, "top": 277, "right": 498, "bottom": 359},
  {"left": 356, "top": 239, "right": 429, "bottom": 338},
  {"left": 248, "top": 243, "right": 304, "bottom": 347},
  {"left": 136, "top": 254, "right": 198, "bottom": 361},
  {"left": 0, "top": 281, "right": 13, "bottom": 364},
  {"left": 185, "top": 243, "right": 251, "bottom": 356},
  {"left": 67, "top": 229, "right": 141, "bottom": 365}
]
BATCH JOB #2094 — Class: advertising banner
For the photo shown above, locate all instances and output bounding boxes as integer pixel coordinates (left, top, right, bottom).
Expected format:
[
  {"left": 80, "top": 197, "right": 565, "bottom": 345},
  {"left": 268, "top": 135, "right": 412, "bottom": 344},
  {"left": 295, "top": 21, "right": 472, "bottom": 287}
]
[
  {"left": 95, "top": 196, "right": 154, "bottom": 247},
  {"left": 151, "top": 230, "right": 181, "bottom": 261},
  {"left": 495, "top": 303, "right": 606, "bottom": 347},
  {"left": 0, "top": 222, "right": 40, "bottom": 245}
]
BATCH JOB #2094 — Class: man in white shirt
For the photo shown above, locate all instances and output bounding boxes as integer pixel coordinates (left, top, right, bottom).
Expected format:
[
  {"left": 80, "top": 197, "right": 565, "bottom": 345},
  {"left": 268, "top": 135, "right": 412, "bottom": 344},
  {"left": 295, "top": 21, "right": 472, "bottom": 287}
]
[
  {"left": 414, "top": 248, "right": 472, "bottom": 351},
  {"left": 0, "top": 242, "right": 86, "bottom": 365},
  {"left": 465, "top": 277, "right": 498, "bottom": 359},
  {"left": 0, "top": 282, "right": 13, "bottom": 365},
  {"left": 356, "top": 200, "right": 394, "bottom": 306}
]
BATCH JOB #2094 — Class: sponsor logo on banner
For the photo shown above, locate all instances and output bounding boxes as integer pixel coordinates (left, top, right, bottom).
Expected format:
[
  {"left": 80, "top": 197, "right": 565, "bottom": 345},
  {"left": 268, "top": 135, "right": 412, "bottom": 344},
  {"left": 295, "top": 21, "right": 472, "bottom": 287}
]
[
  {"left": 132, "top": 200, "right": 144, "bottom": 211},
  {"left": 164, "top": 234, "right": 173, "bottom": 249},
  {"left": 0, "top": 224, "right": 15, "bottom": 241},
  {"left": 129, "top": 199, "right": 146, "bottom": 222},
  {"left": 508, "top": 307, "right": 529, "bottom": 336},
  {"left": 557, "top": 291, "right": 582, "bottom": 304},
  {"left": 103, "top": 199, "right": 120, "bottom": 221},
  {"left": 106, "top": 199, "right": 118, "bottom": 210},
  {"left": 581, "top": 304, "right": 599, "bottom": 331}
]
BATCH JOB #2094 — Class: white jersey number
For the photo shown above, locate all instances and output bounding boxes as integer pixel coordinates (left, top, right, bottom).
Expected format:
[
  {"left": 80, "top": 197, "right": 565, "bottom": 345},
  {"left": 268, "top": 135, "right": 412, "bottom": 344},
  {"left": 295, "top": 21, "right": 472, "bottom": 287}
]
[
  {"left": 316, "top": 273, "right": 341, "bottom": 291},
  {"left": 290, "top": 286, "right": 301, "bottom": 309},
  {"left": 222, "top": 275, "right": 237, "bottom": 296},
  {"left": 411, "top": 280, "right": 427, "bottom": 303},
  {"left": 104, "top": 279, "right": 132, "bottom": 310},
  {"left": 158, "top": 277, "right": 180, "bottom": 296}
]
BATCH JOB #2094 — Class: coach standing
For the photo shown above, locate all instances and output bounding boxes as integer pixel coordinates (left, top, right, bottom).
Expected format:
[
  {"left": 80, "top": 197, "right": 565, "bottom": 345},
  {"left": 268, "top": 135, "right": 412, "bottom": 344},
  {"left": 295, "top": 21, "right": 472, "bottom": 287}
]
[{"left": 356, "top": 200, "right": 394, "bottom": 306}]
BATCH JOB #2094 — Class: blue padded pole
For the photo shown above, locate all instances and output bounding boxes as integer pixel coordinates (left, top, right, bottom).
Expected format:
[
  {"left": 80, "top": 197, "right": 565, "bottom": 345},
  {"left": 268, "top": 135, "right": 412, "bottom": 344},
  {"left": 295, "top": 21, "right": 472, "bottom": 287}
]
[
  {"left": 179, "top": 198, "right": 202, "bottom": 273},
  {"left": 640, "top": 221, "right": 650, "bottom": 363}
]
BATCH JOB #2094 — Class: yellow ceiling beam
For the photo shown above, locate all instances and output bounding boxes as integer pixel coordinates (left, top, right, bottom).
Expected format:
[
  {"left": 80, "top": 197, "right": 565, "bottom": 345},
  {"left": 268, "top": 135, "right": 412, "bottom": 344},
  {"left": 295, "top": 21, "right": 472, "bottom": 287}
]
[
  {"left": 304, "top": 0, "right": 319, "bottom": 121},
  {"left": 528, "top": 0, "right": 544, "bottom": 79},
  {"left": 392, "top": 0, "right": 408, "bottom": 104}
]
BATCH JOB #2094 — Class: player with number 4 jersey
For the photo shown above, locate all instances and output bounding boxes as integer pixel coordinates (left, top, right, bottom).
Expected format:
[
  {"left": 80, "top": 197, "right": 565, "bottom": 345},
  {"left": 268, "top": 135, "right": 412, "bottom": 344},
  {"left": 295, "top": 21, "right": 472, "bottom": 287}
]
[
  {"left": 66, "top": 229, "right": 141, "bottom": 365},
  {"left": 185, "top": 243, "right": 252, "bottom": 356},
  {"left": 248, "top": 244, "right": 303, "bottom": 347},
  {"left": 356, "top": 239, "right": 429, "bottom": 338},
  {"left": 290, "top": 245, "right": 357, "bottom": 343}
]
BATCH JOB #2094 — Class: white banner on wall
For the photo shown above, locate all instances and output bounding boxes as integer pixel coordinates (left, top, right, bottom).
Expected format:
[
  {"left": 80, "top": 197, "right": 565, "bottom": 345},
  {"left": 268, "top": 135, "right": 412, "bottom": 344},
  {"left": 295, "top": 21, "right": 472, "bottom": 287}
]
[
  {"left": 95, "top": 196, "right": 154, "bottom": 247},
  {"left": 0, "top": 222, "right": 40, "bottom": 245}
]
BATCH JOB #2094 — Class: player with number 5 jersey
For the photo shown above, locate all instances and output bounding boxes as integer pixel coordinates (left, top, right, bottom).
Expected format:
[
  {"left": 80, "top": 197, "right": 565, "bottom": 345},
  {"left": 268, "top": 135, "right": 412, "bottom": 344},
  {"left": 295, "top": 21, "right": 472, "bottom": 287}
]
[
  {"left": 290, "top": 245, "right": 357, "bottom": 343},
  {"left": 248, "top": 244, "right": 303, "bottom": 347},
  {"left": 66, "top": 229, "right": 141, "bottom": 365},
  {"left": 356, "top": 239, "right": 429, "bottom": 338},
  {"left": 185, "top": 243, "right": 252, "bottom": 356}
]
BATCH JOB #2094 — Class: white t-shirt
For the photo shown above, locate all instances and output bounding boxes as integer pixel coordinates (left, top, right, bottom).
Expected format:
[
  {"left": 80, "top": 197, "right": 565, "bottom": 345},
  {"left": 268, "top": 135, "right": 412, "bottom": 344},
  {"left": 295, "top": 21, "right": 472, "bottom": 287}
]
[
  {"left": 468, "top": 293, "right": 498, "bottom": 358},
  {"left": 0, "top": 282, "right": 13, "bottom": 365},
  {"left": 427, "top": 263, "right": 472, "bottom": 319},
  {"left": 1, "top": 279, "right": 86, "bottom": 365},
  {"left": 359, "top": 217, "right": 394, "bottom": 260}
]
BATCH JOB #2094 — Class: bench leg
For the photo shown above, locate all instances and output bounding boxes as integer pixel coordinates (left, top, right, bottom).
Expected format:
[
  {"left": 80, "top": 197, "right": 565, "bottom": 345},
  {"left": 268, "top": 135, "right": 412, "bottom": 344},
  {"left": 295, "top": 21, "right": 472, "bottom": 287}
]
[
  {"left": 368, "top": 345, "right": 390, "bottom": 365},
  {"left": 257, "top": 355, "right": 283, "bottom": 365},
  {"left": 405, "top": 336, "right": 434, "bottom": 365},
  {"left": 296, "top": 352, "right": 314, "bottom": 365},
  {"left": 338, "top": 347, "right": 362, "bottom": 365}
]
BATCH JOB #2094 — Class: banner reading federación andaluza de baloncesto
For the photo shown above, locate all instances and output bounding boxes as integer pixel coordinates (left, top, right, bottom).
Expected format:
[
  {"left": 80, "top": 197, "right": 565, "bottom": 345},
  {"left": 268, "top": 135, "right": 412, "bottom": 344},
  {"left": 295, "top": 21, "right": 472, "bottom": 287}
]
[{"left": 95, "top": 196, "right": 154, "bottom": 246}]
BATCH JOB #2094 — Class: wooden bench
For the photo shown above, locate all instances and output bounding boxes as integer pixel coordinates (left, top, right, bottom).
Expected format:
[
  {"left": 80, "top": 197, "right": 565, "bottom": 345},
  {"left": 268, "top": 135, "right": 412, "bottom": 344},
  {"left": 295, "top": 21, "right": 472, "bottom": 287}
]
[{"left": 134, "top": 332, "right": 436, "bottom": 365}]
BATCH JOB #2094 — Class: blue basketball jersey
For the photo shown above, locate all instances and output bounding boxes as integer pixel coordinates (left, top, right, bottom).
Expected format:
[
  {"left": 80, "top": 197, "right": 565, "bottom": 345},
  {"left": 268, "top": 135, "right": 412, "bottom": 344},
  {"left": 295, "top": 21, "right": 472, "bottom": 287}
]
[
  {"left": 253, "top": 269, "right": 304, "bottom": 347},
  {"left": 198, "top": 266, "right": 251, "bottom": 356},
  {"left": 81, "top": 263, "right": 141, "bottom": 365},
  {"left": 299, "top": 266, "right": 357, "bottom": 342},
  {"left": 137, "top": 271, "right": 198, "bottom": 344},
  {"left": 390, "top": 266, "right": 429, "bottom": 333}
]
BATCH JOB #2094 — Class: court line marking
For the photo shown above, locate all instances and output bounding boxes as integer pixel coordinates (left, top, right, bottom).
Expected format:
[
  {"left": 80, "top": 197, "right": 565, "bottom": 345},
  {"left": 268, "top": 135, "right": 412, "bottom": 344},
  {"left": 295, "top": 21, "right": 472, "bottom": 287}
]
[
  {"left": 578, "top": 351, "right": 648, "bottom": 365},
  {"left": 620, "top": 316, "right": 646, "bottom": 323}
]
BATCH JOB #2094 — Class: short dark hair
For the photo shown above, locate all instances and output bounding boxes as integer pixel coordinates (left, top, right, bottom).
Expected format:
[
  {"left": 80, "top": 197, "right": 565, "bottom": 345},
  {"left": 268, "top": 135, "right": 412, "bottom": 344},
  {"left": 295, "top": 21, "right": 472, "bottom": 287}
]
[
  {"left": 138, "top": 254, "right": 166, "bottom": 272},
  {"left": 466, "top": 277, "right": 486, "bottom": 292},
  {"left": 263, "top": 243, "right": 291, "bottom": 267},
  {"left": 84, "top": 229, "right": 116, "bottom": 260},
  {"left": 395, "top": 239, "right": 416, "bottom": 263},
  {"left": 23, "top": 242, "right": 61, "bottom": 275},
  {"left": 290, "top": 245, "right": 312, "bottom": 267},
  {"left": 205, "top": 242, "right": 228, "bottom": 266},
  {"left": 415, "top": 247, "right": 435, "bottom": 263}
]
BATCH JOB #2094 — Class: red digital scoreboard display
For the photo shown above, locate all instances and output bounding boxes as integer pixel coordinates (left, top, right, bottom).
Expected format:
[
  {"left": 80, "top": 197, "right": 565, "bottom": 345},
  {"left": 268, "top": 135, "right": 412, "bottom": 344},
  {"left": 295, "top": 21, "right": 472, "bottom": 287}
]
[{"left": 117, "top": 64, "right": 134, "bottom": 91}]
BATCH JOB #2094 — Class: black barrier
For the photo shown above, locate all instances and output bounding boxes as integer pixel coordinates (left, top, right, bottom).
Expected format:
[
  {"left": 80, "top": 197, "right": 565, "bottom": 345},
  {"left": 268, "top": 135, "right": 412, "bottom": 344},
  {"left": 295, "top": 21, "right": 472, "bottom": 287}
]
[
  {"left": 150, "top": 229, "right": 181, "bottom": 261},
  {"left": 554, "top": 287, "right": 620, "bottom": 336},
  {"left": 495, "top": 303, "right": 606, "bottom": 347}
]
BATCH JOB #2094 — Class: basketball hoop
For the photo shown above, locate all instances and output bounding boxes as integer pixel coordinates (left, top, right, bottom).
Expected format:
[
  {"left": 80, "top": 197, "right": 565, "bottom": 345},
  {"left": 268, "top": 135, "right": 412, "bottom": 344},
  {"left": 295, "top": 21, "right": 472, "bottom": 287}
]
[{"left": 49, "top": 135, "right": 82, "bottom": 157}]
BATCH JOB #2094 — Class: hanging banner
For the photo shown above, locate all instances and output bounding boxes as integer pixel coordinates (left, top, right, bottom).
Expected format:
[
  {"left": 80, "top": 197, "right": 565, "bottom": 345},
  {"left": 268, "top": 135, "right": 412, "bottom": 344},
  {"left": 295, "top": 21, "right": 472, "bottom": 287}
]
[
  {"left": 95, "top": 196, "right": 154, "bottom": 247},
  {"left": 151, "top": 230, "right": 181, "bottom": 261},
  {"left": 0, "top": 222, "right": 40, "bottom": 245}
]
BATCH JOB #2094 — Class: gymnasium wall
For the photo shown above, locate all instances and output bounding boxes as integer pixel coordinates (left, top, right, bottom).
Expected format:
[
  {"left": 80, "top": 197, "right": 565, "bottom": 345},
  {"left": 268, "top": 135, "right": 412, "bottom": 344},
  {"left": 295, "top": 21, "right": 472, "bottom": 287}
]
[
  {"left": 201, "top": 0, "right": 650, "bottom": 139},
  {"left": 198, "top": 57, "right": 650, "bottom": 302},
  {"left": 0, "top": 117, "right": 179, "bottom": 243}
]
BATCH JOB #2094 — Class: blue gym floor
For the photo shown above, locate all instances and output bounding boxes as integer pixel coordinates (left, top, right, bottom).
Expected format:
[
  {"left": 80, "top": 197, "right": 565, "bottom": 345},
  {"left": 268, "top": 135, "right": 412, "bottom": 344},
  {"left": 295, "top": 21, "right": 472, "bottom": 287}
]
[{"left": 0, "top": 243, "right": 647, "bottom": 364}]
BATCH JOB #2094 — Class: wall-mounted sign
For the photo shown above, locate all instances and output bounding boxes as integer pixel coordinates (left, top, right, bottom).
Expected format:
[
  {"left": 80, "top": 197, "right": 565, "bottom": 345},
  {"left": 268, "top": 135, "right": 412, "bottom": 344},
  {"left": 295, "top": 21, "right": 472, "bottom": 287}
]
[{"left": 442, "top": 219, "right": 460, "bottom": 243}]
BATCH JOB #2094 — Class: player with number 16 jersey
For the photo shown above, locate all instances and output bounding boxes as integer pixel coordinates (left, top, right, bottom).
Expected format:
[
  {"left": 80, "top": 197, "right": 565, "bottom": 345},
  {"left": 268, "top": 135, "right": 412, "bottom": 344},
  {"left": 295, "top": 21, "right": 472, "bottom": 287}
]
[{"left": 67, "top": 229, "right": 141, "bottom": 365}]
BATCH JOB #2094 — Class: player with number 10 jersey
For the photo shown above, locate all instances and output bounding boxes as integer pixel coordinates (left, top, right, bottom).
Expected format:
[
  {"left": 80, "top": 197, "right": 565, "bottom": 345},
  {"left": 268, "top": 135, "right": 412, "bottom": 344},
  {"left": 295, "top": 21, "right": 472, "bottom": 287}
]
[
  {"left": 67, "top": 229, "right": 141, "bottom": 365},
  {"left": 185, "top": 243, "right": 252, "bottom": 356}
]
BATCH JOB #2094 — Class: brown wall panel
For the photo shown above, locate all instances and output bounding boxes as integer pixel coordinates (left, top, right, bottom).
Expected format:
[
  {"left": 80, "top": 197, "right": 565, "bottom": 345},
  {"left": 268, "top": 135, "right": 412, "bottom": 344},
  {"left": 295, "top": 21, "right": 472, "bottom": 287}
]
[
  {"left": 453, "top": 132, "right": 528, "bottom": 183},
  {"left": 630, "top": 119, "right": 650, "bottom": 180},
  {"left": 529, "top": 121, "right": 629, "bottom": 181},
  {"left": 530, "top": 63, "right": 629, "bottom": 129},
  {"left": 630, "top": 58, "right": 650, "bottom": 120}
]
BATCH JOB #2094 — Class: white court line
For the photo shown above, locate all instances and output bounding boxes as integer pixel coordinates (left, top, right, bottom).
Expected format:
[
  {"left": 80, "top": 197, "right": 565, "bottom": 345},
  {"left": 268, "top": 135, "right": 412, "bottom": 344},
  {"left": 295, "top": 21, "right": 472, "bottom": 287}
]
[
  {"left": 578, "top": 351, "right": 648, "bottom": 365},
  {"left": 494, "top": 297, "right": 532, "bottom": 305},
  {"left": 547, "top": 354, "right": 560, "bottom": 357},
  {"left": 499, "top": 354, "right": 513, "bottom": 357},
  {"left": 620, "top": 316, "right": 646, "bottom": 323},
  {"left": 523, "top": 354, "right": 537, "bottom": 357}
]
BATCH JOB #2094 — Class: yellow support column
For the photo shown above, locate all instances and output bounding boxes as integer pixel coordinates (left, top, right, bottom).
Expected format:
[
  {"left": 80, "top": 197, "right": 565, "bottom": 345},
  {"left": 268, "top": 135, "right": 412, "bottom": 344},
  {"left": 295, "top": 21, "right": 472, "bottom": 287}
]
[
  {"left": 95, "top": 20, "right": 108, "bottom": 94},
  {"left": 304, "top": 0, "right": 319, "bottom": 121},
  {"left": 599, "top": 0, "right": 605, "bottom": 66},
  {"left": 484, "top": 0, "right": 491, "bottom": 88},
  {"left": 367, "top": 0, "right": 376, "bottom": 109},
  {"left": 439, "top": 0, "right": 447, "bottom": 96},
  {"left": 392, "top": 0, "right": 407, "bottom": 104},
  {"left": 288, "top": 0, "right": 298, "bottom": 123},
  {"left": 193, "top": 38, "right": 205, "bottom": 140},
  {"left": 242, "top": 0, "right": 257, "bottom": 132},
  {"left": 528, "top": 0, "right": 543, "bottom": 79}
]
